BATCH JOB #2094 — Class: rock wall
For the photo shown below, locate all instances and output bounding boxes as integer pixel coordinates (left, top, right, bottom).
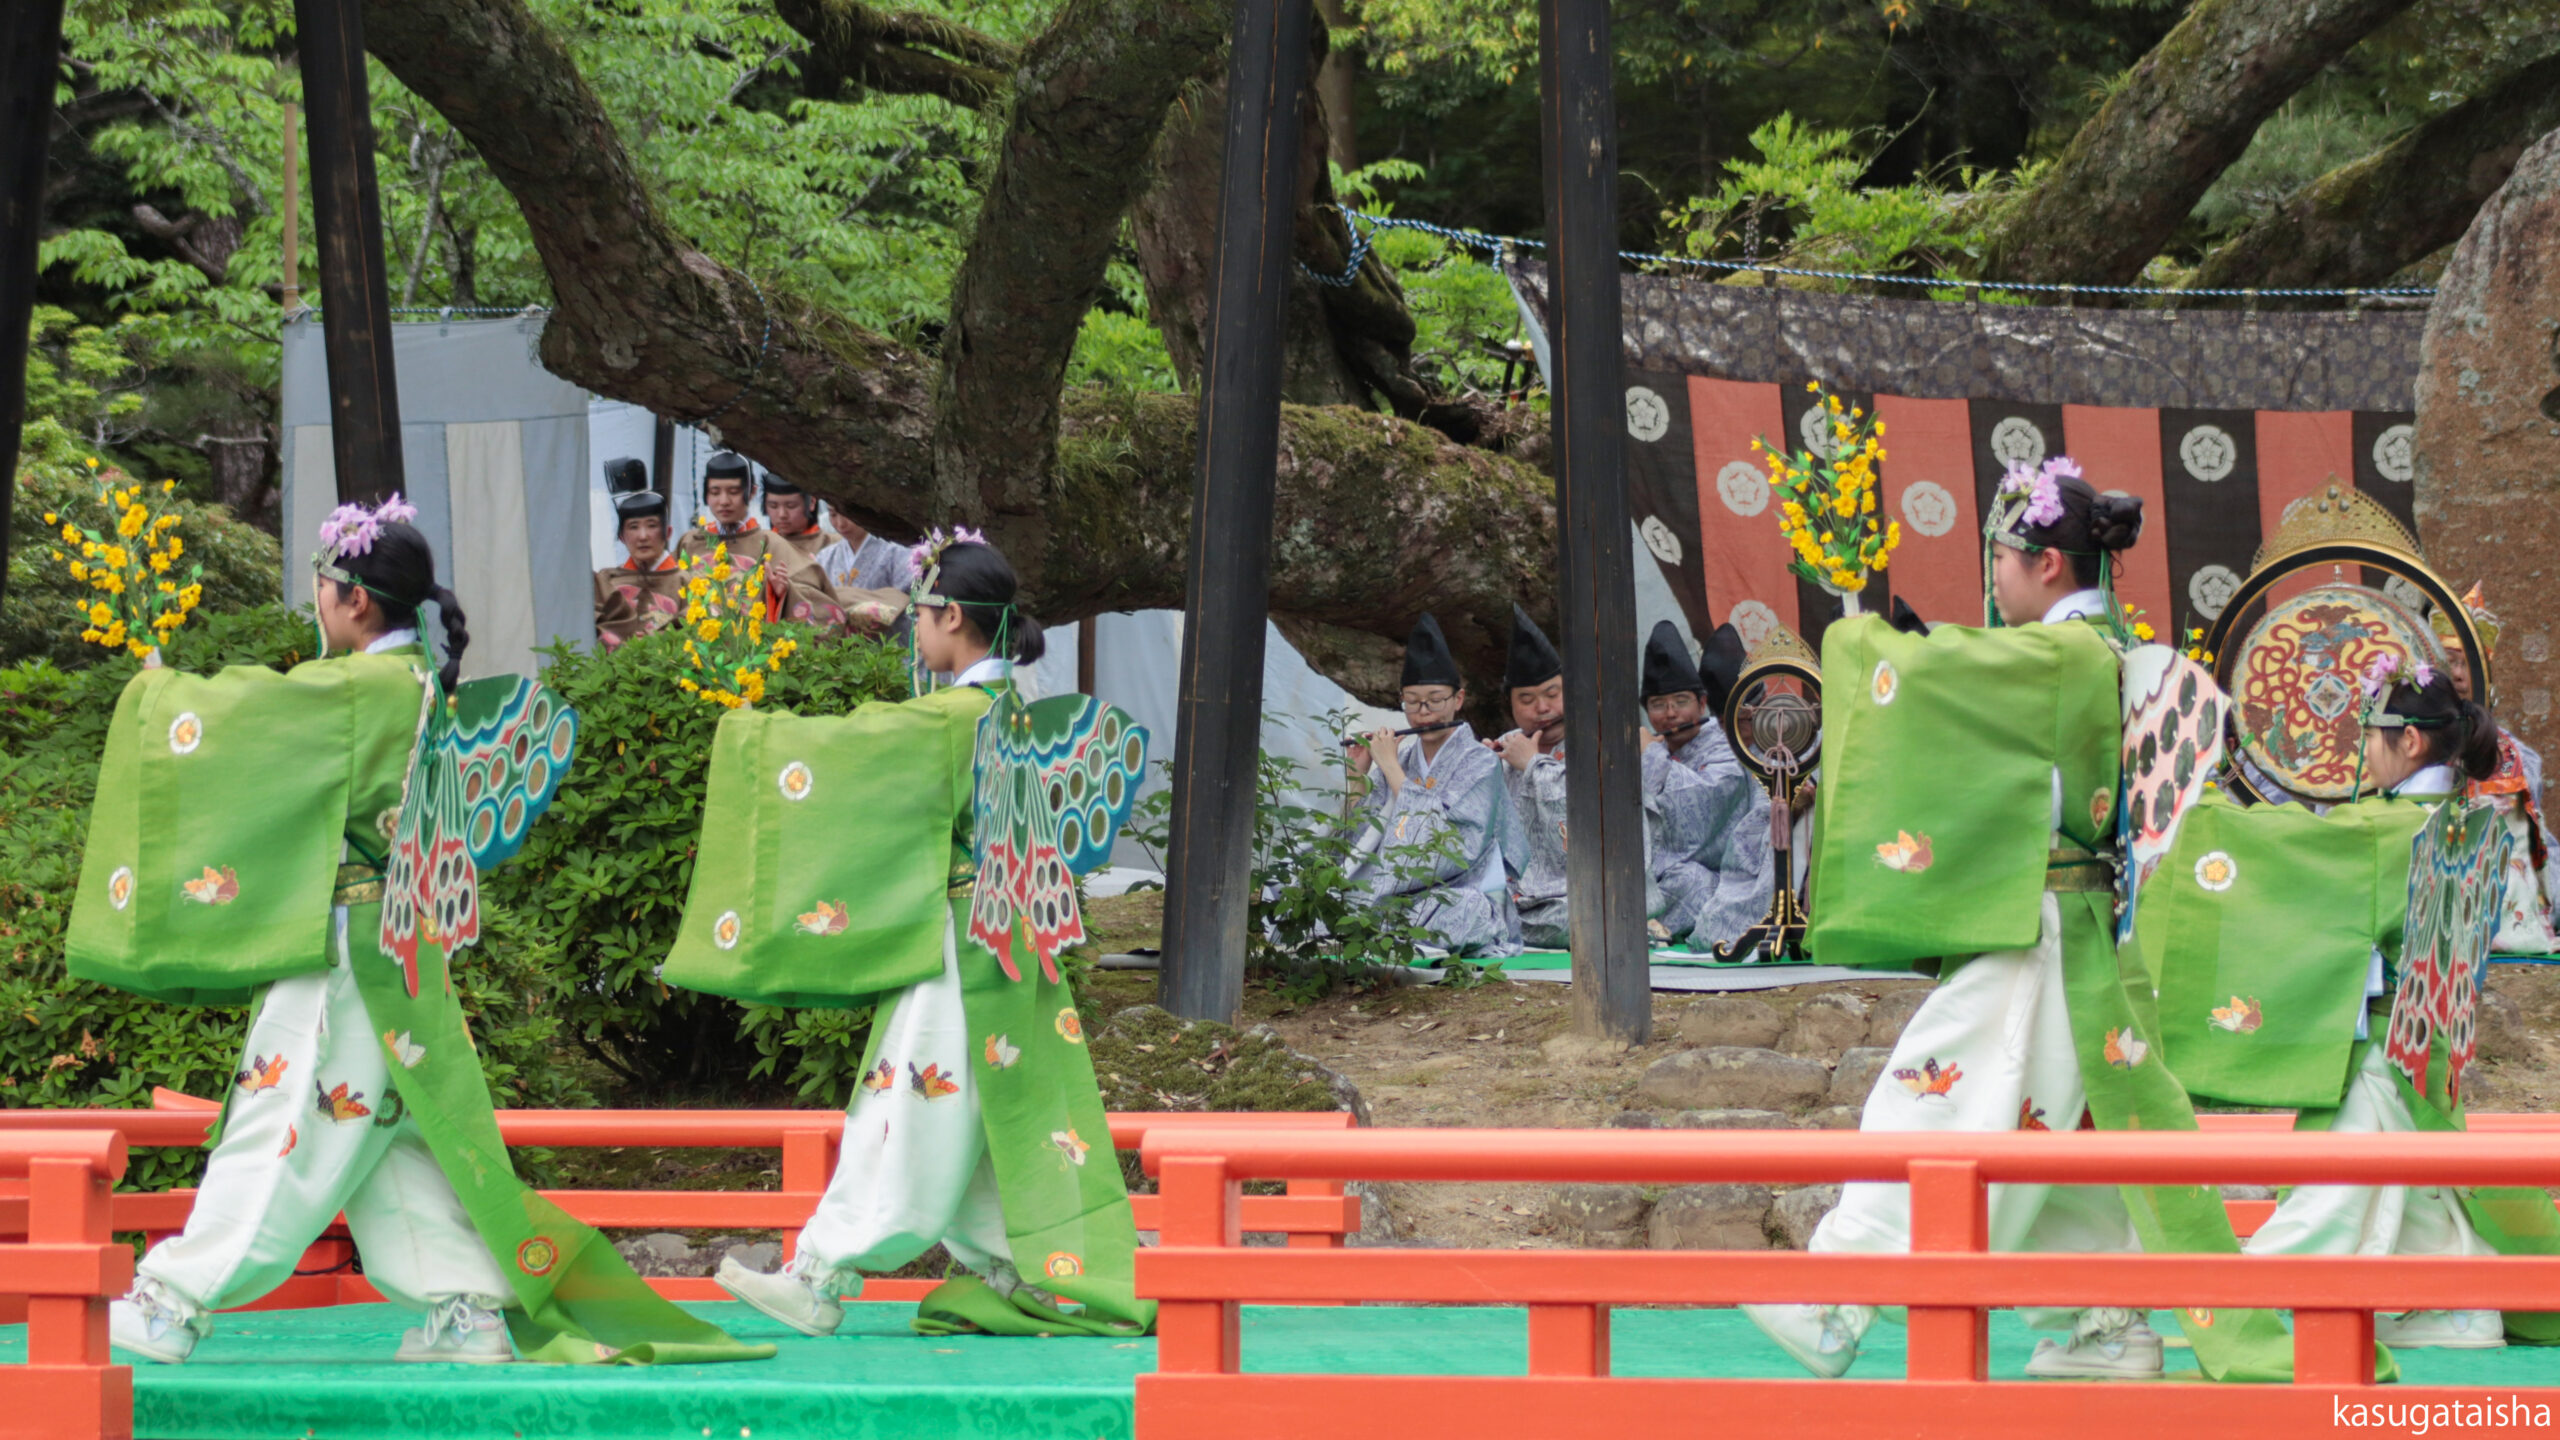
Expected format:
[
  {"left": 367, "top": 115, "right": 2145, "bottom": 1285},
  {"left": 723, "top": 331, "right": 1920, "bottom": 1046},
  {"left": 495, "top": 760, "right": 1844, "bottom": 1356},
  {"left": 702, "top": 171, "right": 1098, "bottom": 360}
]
[{"left": 2415, "top": 125, "right": 2560, "bottom": 752}]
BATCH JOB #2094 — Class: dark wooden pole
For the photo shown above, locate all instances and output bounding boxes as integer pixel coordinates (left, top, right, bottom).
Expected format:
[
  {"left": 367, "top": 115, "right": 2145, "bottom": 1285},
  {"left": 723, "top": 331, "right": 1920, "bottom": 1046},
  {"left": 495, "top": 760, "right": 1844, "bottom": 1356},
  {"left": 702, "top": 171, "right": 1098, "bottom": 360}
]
[
  {"left": 1541, "top": 0, "right": 1649, "bottom": 1041},
  {"left": 0, "top": 0, "right": 67, "bottom": 616},
  {"left": 1077, "top": 610, "right": 1099, "bottom": 698},
  {"left": 650, "top": 413, "right": 677, "bottom": 503},
  {"left": 296, "top": 0, "right": 404, "bottom": 503},
  {"left": 1159, "top": 0, "right": 1312, "bottom": 1023}
]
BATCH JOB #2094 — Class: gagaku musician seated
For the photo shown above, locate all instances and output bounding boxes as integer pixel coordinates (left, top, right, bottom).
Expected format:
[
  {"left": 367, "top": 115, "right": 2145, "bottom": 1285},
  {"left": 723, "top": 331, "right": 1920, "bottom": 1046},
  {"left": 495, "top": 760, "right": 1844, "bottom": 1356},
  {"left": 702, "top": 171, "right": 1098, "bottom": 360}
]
[{"left": 1339, "top": 614, "right": 1523, "bottom": 957}]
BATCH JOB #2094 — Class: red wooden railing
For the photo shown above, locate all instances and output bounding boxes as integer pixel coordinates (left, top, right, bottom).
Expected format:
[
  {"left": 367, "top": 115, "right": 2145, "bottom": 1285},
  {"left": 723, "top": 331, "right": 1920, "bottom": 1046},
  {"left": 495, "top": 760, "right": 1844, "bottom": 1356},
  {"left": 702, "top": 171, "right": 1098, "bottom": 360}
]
[
  {"left": 0, "top": 1132, "right": 132, "bottom": 1440},
  {"left": 0, "top": 1094, "right": 1358, "bottom": 1309},
  {"left": 1135, "top": 1124, "right": 2560, "bottom": 1440}
]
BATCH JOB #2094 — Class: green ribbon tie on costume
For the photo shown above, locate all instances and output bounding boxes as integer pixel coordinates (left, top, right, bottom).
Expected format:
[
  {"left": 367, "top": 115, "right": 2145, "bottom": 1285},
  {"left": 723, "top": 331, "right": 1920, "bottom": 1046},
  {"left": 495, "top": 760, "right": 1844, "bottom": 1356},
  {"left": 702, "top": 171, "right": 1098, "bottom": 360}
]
[{"left": 347, "top": 902, "right": 774, "bottom": 1365}]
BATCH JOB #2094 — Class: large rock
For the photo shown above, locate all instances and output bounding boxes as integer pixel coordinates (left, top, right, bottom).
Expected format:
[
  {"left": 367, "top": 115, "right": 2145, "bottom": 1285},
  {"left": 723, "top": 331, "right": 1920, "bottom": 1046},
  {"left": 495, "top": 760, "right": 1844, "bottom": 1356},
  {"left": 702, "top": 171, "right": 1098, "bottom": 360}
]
[
  {"left": 1647, "top": 1184, "right": 1775, "bottom": 1250},
  {"left": 1770, "top": 1184, "right": 1842, "bottom": 1249},
  {"left": 1677, "top": 996, "right": 1786, "bottom": 1050},
  {"left": 615, "top": 1232, "right": 701, "bottom": 1277},
  {"left": 1829, "top": 1047, "right": 1892, "bottom": 1108},
  {"left": 2416, "top": 127, "right": 2560, "bottom": 753},
  {"left": 2478, "top": 985, "right": 2534, "bottom": 1063},
  {"left": 1782, "top": 993, "right": 1870, "bottom": 1060},
  {"left": 1667, "top": 1108, "right": 1794, "bottom": 1130},
  {"left": 1638, "top": 1047, "right": 1831, "bottom": 1112},
  {"left": 1866, "top": 988, "right": 1932, "bottom": 1048},
  {"left": 1549, "top": 1183, "right": 1651, "bottom": 1244}
]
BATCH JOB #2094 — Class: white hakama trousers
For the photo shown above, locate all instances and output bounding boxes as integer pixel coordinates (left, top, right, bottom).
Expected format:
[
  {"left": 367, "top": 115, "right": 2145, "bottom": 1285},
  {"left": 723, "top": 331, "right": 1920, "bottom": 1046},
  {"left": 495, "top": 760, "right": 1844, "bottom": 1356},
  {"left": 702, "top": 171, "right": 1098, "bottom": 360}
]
[
  {"left": 794, "top": 912, "right": 1014, "bottom": 1291},
  {"left": 1810, "top": 893, "right": 2136, "bottom": 1332},
  {"left": 137, "top": 909, "right": 507, "bottom": 1322},
  {"left": 2245, "top": 1045, "right": 2492, "bottom": 1262}
]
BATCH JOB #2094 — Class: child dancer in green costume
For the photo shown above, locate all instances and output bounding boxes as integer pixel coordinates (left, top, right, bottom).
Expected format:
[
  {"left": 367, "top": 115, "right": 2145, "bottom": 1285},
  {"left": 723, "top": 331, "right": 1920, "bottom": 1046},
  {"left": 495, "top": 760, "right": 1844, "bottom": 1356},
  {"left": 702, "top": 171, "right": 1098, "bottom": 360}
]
[
  {"left": 2149, "top": 662, "right": 2558, "bottom": 1350},
  {"left": 1745, "top": 462, "right": 2297, "bottom": 1383},
  {"left": 80, "top": 501, "right": 769, "bottom": 1369},
  {"left": 676, "top": 535, "right": 1153, "bottom": 1340}
]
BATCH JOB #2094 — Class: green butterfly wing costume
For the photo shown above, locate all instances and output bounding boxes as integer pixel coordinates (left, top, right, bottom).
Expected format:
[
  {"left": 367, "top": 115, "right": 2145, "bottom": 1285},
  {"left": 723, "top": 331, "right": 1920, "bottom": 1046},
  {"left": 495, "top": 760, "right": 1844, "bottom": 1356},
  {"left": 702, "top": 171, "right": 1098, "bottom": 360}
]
[
  {"left": 663, "top": 676, "right": 1153, "bottom": 1335},
  {"left": 69, "top": 649, "right": 772, "bottom": 1365}
]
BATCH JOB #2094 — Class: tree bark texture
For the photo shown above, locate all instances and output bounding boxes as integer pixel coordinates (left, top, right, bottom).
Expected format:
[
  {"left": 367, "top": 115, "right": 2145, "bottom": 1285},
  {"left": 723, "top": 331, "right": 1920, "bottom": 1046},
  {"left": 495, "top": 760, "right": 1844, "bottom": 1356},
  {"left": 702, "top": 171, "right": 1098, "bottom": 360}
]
[
  {"left": 363, "top": 0, "right": 1555, "bottom": 696},
  {"left": 1979, "top": 0, "right": 2417, "bottom": 288},
  {"left": 2193, "top": 50, "right": 2560, "bottom": 295},
  {"left": 2413, "top": 124, "right": 2560, "bottom": 758},
  {"left": 926, "top": 0, "right": 1229, "bottom": 570},
  {"left": 779, "top": 0, "right": 1017, "bottom": 112}
]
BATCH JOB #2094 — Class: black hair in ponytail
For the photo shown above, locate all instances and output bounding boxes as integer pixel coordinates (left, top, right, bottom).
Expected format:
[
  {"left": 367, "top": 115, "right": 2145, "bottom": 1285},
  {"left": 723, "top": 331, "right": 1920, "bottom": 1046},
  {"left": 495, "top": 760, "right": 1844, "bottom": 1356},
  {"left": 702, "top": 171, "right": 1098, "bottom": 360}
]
[
  {"left": 932, "top": 541, "right": 1046, "bottom": 665},
  {"left": 2018, "top": 476, "right": 2144, "bottom": 588},
  {"left": 328, "top": 520, "right": 471, "bottom": 691},
  {"left": 2383, "top": 672, "right": 2501, "bottom": 782}
]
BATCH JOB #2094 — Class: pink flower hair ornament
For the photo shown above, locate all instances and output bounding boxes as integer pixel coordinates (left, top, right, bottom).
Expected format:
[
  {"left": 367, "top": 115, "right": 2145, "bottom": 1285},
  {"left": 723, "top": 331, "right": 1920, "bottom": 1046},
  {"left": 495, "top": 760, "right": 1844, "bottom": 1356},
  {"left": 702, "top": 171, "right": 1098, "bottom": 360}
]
[
  {"left": 907, "top": 526, "right": 988, "bottom": 606},
  {"left": 314, "top": 492, "right": 419, "bottom": 563},
  {"left": 2359, "top": 650, "right": 2438, "bottom": 703}
]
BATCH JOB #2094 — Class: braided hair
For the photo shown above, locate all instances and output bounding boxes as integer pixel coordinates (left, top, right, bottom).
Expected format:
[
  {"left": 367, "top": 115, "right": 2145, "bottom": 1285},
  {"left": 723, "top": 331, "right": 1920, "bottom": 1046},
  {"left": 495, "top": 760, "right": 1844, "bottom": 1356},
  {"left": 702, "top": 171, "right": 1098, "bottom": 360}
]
[{"left": 327, "top": 521, "right": 471, "bottom": 691}]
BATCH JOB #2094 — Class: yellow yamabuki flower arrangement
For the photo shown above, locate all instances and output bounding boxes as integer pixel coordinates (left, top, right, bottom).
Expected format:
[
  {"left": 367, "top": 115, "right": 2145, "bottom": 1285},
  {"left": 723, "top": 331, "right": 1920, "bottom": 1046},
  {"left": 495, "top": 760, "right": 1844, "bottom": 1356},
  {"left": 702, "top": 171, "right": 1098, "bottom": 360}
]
[
  {"left": 44, "top": 462, "right": 205, "bottom": 661},
  {"left": 1754, "top": 382, "right": 1903, "bottom": 603},
  {"left": 673, "top": 518, "right": 796, "bottom": 709}
]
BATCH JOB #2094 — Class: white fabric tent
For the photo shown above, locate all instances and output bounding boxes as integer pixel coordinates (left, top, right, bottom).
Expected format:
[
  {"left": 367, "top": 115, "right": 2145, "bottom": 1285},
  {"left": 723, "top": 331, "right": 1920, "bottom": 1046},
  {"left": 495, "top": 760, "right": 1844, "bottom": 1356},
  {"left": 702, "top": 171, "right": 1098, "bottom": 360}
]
[{"left": 280, "top": 315, "right": 593, "bottom": 679}]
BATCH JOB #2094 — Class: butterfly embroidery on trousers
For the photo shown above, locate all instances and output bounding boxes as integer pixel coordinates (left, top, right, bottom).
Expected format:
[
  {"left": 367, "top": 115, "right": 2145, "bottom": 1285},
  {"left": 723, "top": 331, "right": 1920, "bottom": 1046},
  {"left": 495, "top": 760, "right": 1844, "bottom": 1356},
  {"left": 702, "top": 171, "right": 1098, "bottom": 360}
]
[
  {"left": 1893, "top": 1057, "right": 1961, "bottom": 1098},
  {"left": 235, "top": 1053, "right": 287, "bottom": 1092},
  {"left": 315, "top": 1080, "right": 371, "bottom": 1122},
  {"left": 908, "top": 1062, "right": 961, "bottom": 1100}
]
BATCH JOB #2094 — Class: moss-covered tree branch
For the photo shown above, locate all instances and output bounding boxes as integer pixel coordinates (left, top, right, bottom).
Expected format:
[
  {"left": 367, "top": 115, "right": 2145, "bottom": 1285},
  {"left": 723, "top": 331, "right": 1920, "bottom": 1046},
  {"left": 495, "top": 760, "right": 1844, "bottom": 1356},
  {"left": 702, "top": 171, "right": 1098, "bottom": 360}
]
[
  {"left": 775, "top": 0, "right": 1018, "bottom": 113},
  {"left": 2193, "top": 50, "right": 2560, "bottom": 294},
  {"left": 1979, "top": 0, "right": 2418, "bottom": 288}
]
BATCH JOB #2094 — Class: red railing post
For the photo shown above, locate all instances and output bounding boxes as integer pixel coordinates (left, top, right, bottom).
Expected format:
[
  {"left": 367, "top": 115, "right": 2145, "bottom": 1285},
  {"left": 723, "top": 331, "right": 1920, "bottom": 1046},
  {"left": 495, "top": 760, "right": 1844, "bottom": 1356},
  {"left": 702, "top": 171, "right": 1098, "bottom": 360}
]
[
  {"left": 1905, "top": 1157, "right": 1987, "bottom": 1381},
  {"left": 1527, "top": 1303, "right": 1610, "bottom": 1377},
  {"left": 2294, "top": 1309, "right": 2377, "bottom": 1386},
  {"left": 778, "top": 1127, "right": 836, "bottom": 1262},
  {"left": 1155, "top": 1155, "right": 1242, "bottom": 1375},
  {"left": 5, "top": 1136, "right": 133, "bottom": 1440}
]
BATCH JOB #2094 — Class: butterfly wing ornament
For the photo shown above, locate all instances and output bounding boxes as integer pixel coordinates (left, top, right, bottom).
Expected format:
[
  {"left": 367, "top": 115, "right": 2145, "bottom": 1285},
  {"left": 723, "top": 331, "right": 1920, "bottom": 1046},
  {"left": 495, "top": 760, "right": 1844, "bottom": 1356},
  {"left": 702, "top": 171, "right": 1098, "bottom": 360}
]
[
  {"left": 968, "top": 686, "right": 1150, "bottom": 984},
  {"left": 381, "top": 675, "right": 580, "bottom": 996}
]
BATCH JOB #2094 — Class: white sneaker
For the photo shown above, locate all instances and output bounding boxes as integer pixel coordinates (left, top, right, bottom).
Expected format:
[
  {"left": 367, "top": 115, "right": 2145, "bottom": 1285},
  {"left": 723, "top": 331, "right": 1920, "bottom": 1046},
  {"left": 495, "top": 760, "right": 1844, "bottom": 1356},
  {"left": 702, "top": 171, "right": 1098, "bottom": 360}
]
[
  {"left": 2377, "top": 1310, "right": 2505, "bottom": 1350},
  {"left": 395, "top": 1296, "right": 516, "bottom": 1363},
  {"left": 715, "top": 1254, "right": 844, "bottom": 1337},
  {"left": 2025, "top": 1307, "right": 2163, "bottom": 1379},
  {"left": 108, "top": 1278, "right": 201, "bottom": 1365},
  {"left": 1741, "top": 1302, "right": 1870, "bottom": 1378}
]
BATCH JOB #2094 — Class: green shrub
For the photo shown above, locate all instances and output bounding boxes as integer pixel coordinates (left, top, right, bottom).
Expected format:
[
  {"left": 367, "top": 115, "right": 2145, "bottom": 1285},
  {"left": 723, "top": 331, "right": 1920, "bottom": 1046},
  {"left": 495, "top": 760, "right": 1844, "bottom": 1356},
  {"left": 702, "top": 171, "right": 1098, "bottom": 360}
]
[
  {"left": 486, "top": 625, "right": 915, "bottom": 1106},
  {"left": 1, "top": 459, "right": 284, "bottom": 672},
  {"left": 1122, "top": 728, "right": 1458, "bottom": 1003},
  {"left": 0, "top": 606, "right": 585, "bottom": 1190}
]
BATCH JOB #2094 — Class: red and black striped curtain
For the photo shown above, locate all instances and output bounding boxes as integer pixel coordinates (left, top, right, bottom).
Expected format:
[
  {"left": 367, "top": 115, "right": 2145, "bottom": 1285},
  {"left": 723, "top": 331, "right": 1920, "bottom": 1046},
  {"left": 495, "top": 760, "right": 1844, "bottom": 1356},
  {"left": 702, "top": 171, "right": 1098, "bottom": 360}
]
[{"left": 1515, "top": 264, "right": 2425, "bottom": 655}]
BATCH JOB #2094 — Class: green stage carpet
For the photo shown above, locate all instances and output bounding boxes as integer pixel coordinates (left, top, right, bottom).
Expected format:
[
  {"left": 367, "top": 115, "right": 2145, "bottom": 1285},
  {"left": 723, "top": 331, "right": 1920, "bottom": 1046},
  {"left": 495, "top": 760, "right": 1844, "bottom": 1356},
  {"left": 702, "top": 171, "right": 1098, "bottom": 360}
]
[{"left": 6, "top": 1302, "right": 2553, "bottom": 1439}]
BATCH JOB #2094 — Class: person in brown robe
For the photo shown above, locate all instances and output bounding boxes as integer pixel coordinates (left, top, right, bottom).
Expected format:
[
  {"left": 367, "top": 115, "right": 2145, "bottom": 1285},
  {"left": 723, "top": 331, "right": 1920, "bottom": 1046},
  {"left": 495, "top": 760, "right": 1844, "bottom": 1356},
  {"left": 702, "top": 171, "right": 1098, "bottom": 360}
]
[
  {"left": 592, "top": 488, "right": 686, "bottom": 649},
  {"left": 761, "top": 471, "right": 908, "bottom": 635},
  {"left": 677, "top": 452, "right": 855, "bottom": 633}
]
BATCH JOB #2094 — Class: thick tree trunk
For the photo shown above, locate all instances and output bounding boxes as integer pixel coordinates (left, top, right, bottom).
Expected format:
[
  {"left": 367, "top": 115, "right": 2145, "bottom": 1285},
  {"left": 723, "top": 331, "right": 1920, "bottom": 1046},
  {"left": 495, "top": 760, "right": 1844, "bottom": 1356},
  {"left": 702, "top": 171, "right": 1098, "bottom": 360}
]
[
  {"left": 1131, "top": 21, "right": 1496, "bottom": 442},
  {"left": 365, "top": 0, "right": 1557, "bottom": 691},
  {"left": 926, "top": 0, "right": 1229, "bottom": 574},
  {"left": 2193, "top": 50, "right": 2560, "bottom": 295},
  {"left": 1131, "top": 66, "right": 1375, "bottom": 409},
  {"left": 1978, "top": 0, "right": 2417, "bottom": 288}
]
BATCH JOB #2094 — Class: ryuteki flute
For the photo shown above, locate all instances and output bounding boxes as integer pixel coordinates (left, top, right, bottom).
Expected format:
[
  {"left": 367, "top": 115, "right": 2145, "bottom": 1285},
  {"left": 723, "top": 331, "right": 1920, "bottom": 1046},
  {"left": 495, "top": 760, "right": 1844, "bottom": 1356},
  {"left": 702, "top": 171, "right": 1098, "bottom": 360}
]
[{"left": 1343, "top": 717, "right": 1466, "bottom": 745}]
